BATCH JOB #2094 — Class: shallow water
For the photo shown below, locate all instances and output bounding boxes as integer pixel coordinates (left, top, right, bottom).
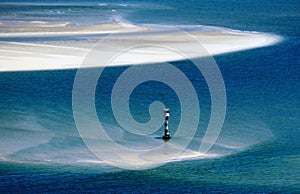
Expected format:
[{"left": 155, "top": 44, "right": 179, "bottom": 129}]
[{"left": 0, "top": 0, "right": 299, "bottom": 192}]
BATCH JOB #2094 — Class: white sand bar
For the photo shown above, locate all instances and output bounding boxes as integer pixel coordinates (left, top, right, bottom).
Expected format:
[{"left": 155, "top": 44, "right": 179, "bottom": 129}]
[{"left": 0, "top": 21, "right": 282, "bottom": 72}]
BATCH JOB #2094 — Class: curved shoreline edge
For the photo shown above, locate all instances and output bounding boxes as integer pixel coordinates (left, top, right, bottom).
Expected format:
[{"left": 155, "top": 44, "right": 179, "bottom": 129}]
[{"left": 0, "top": 22, "right": 283, "bottom": 72}]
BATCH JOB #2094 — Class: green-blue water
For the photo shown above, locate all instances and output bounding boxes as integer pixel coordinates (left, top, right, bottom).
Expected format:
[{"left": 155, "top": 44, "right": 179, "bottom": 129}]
[{"left": 0, "top": 0, "right": 299, "bottom": 193}]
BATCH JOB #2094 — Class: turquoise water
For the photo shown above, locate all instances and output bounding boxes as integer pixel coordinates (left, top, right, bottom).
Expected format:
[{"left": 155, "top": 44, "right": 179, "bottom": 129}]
[{"left": 0, "top": 0, "right": 299, "bottom": 193}]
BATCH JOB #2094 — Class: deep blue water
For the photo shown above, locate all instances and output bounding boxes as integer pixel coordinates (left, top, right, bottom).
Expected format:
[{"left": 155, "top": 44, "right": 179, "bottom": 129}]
[{"left": 0, "top": 0, "right": 299, "bottom": 193}]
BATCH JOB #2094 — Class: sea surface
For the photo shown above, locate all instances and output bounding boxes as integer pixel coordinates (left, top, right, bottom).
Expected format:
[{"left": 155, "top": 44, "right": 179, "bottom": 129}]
[{"left": 0, "top": 0, "right": 299, "bottom": 193}]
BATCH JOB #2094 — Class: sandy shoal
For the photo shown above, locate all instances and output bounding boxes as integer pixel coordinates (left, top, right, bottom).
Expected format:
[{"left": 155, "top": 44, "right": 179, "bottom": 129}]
[{"left": 0, "top": 21, "right": 282, "bottom": 72}]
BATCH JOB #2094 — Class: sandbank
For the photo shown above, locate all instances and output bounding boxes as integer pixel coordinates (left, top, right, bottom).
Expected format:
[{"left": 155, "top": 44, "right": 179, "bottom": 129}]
[{"left": 0, "top": 21, "right": 282, "bottom": 72}]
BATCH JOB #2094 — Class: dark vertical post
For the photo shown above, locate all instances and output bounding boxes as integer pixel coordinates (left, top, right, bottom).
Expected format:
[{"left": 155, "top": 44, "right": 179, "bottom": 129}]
[{"left": 163, "top": 108, "right": 171, "bottom": 140}]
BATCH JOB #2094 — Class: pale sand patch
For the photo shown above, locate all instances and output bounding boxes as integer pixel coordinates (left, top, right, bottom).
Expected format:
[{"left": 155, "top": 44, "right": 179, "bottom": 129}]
[
  {"left": 0, "top": 21, "right": 144, "bottom": 37},
  {"left": 28, "top": 21, "right": 71, "bottom": 28},
  {"left": 75, "top": 149, "right": 216, "bottom": 169},
  {"left": 0, "top": 22, "right": 282, "bottom": 72},
  {"left": 74, "top": 139, "right": 219, "bottom": 169}
]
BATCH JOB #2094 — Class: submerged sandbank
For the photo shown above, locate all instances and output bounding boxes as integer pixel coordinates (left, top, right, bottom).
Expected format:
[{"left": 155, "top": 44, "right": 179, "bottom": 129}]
[{"left": 0, "top": 21, "right": 282, "bottom": 72}]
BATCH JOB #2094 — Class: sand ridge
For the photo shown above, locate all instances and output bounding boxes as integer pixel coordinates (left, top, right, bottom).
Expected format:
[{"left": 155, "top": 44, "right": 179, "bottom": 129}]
[{"left": 0, "top": 21, "right": 282, "bottom": 72}]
